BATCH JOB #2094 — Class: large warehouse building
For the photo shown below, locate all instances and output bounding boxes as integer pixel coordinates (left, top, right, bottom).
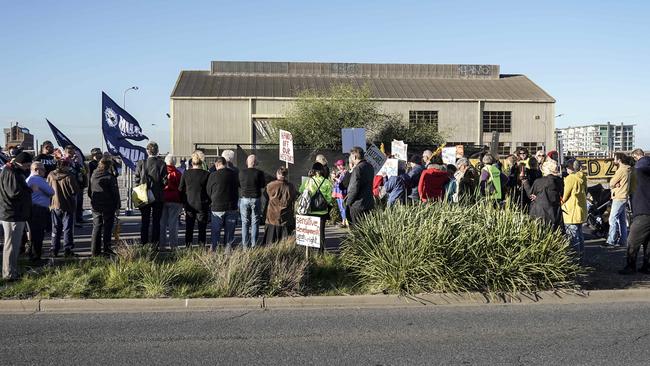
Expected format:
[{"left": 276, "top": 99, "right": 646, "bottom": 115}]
[{"left": 170, "top": 61, "right": 556, "bottom": 157}]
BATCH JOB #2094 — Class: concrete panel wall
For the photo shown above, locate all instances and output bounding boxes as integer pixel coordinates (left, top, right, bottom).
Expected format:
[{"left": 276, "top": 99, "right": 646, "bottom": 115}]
[
  {"left": 483, "top": 102, "right": 555, "bottom": 152},
  {"left": 171, "top": 99, "right": 251, "bottom": 156}
]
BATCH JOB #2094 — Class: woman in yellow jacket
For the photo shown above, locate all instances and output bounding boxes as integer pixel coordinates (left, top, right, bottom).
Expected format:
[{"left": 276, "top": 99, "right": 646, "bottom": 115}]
[{"left": 562, "top": 159, "right": 588, "bottom": 261}]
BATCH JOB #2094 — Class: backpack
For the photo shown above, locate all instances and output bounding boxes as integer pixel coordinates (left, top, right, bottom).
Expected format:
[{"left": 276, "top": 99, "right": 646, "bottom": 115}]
[{"left": 298, "top": 178, "right": 327, "bottom": 214}]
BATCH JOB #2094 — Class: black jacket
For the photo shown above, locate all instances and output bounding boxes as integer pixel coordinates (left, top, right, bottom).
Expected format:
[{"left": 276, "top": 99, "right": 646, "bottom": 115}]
[
  {"left": 239, "top": 167, "right": 266, "bottom": 198},
  {"left": 89, "top": 169, "right": 120, "bottom": 212},
  {"left": 135, "top": 156, "right": 167, "bottom": 203},
  {"left": 206, "top": 168, "right": 239, "bottom": 212},
  {"left": 345, "top": 159, "right": 375, "bottom": 211},
  {"left": 179, "top": 168, "right": 210, "bottom": 212},
  {"left": 633, "top": 157, "right": 650, "bottom": 217},
  {"left": 35, "top": 153, "right": 57, "bottom": 175},
  {"left": 0, "top": 163, "right": 32, "bottom": 222},
  {"left": 526, "top": 175, "right": 564, "bottom": 230}
]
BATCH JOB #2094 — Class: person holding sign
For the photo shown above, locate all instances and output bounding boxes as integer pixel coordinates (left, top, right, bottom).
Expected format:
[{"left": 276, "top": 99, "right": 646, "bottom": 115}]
[
  {"left": 263, "top": 167, "right": 297, "bottom": 245},
  {"left": 298, "top": 163, "right": 333, "bottom": 252}
]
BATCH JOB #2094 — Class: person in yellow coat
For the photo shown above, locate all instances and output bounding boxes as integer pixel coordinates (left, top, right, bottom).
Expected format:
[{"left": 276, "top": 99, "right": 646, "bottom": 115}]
[{"left": 562, "top": 159, "right": 588, "bottom": 261}]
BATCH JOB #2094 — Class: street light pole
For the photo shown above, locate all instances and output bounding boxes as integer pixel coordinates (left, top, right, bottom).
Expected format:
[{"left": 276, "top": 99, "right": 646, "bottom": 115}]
[{"left": 122, "top": 86, "right": 139, "bottom": 216}]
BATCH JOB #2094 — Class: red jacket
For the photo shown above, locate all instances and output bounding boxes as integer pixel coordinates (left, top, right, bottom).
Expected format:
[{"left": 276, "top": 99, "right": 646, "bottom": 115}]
[
  {"left": 418, "top": 168, "right": 450, "bottom": 202},
  {"left": 163, "top": 165, "right": 182, "bottom": 203},
  {"left": 373, "top": 175, "right": 384, "bottom": 197}
]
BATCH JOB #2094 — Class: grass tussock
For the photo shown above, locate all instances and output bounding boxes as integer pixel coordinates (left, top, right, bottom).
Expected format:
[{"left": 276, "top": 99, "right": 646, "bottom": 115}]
[
  {"left": 0, "top": 239, "right": 324, "bottom": 299},
  {"left": 341, "top": 201, "right": 583, "bottom": 295}
]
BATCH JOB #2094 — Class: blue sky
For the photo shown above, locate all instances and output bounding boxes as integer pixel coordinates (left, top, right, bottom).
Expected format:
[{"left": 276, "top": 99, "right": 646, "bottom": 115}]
[{"left": 1, "top": 0, "right": 648, "bottom": 153}]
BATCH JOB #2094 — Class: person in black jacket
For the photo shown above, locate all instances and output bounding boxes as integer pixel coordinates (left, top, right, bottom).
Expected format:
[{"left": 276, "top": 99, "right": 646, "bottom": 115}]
[
  {"left": 206, "top": 157, "right": 239, "bottom": 252},
  {"left": 179, "top": 152, "right": 210, "bottom": 248},
  {"left": 345, "top": 146, "right": 375, "bottom": 226},
  {"left": 524, "top": 159, "right": 564, "bottom": 231},
  {"left": 239, "top": 154, "right": 266, "bottom": 249},
  {"left": 620, "top": 151, "right": 650, "bottom": 274},
  {"left": 0, "top": 152, "right": 32, "bottom": 280},
  {"left": 89, "top": 158, "right": 120, "bottom": 256},
  {"left": 34, "top": 140, "right": 57, "bottom": 175},
  {"left": 135, "top": 142, "right": 167, "bottom": 246}
]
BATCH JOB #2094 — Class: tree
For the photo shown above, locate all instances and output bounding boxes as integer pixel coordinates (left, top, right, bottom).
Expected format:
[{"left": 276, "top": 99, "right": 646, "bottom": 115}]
[{"left": 271, "top": 83, "right": 444, "bottom": 150}]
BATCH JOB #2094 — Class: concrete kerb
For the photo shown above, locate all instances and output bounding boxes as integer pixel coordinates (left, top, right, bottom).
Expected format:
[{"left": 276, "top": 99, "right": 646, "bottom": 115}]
[{"left": 2, "top": 289, "right": 650, "bottom": 314}]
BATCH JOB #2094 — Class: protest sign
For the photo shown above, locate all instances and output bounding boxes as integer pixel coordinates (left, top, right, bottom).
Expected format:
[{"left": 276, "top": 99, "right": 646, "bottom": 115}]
[
  {"left": 295, "top": 215, "right": 321, "bottom": 248},
  {"left": 279, "top": 129, "right": 294, "bottom": 164},
  {"left": 378, "top": 158, "right": 399, "bottom": 177},
  {"left": 365, "top": 144, "right": 387, "bottom": 174},
  {"left": 342, "top": 128, "right": 366, "bottom": 153},
  {"left": 391, "top": 140, "right": 408, "bottom": 161},
  {"left": 442, "top": 147, "right": 457, "bottom": 165}
]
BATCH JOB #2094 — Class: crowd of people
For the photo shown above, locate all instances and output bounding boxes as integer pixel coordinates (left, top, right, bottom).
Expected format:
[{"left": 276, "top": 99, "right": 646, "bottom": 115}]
[{"left": 0, "top": 139, "right": 649, "bottom": 281}]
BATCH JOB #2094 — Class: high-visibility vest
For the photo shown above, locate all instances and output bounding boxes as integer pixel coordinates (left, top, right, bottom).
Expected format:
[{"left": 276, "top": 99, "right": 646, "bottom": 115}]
[{"left": 483, "top": 164, "right": 503, "bottom": 200}]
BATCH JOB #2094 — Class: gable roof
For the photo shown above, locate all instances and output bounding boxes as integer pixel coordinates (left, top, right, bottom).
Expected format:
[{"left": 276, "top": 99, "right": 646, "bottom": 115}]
[{"left": 171, "top": 62, "right": 555, "bottom": 103}]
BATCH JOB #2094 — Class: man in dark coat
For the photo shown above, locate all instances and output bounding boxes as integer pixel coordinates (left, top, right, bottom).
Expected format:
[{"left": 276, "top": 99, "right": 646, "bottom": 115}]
[
  {"left": 135, "top": 142, "right": 167, "bottom": 245},
  {"left": 206, "top": 157, "right": 239, "bottom": 251},
  {"left": 345, "top": 146, "right": 375, "bottom": 225},
  {"left": 620, "top": 150, "right": 650, "bottom": 274},
  {"left": 0, "top": 152, "right": 32, "bottom": 279},
  {"left": 89, "top": 158, "right": 120, "bottom": 256}
]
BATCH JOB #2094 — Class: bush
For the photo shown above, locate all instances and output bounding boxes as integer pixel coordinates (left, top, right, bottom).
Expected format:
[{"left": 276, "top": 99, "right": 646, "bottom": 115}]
[{"left": 341, "top": 202, "right": 583, "bottom": 295}]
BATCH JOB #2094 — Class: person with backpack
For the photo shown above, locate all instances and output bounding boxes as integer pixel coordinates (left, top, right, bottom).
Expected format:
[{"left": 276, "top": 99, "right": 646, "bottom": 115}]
[
  {"left": 298, "top": 163, "right": 334, "bottom": 252},
  {"left": 479, "top": 154, "right": 507, "bottom": 203}
]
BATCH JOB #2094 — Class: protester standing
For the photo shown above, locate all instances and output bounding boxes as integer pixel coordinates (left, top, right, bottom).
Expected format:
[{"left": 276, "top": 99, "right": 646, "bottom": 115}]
[
  {"left": 239, "top": 155, "right": 266, "bottom": 249},
  {"left": 604, "top": 153, "right": 632, "bottom": 248},
  {"left": 418, "top": 163, "right": 450, "bottom": 202},
  {"left": 135, "top": 142, "right": 167, "bottom": 246},
  {"left": 299, "top": 163, "right": 334, "bottom": 251},
  {"left": 406, "top": 154, "right": 424, "bottom": 203},
  {"left": 383, "top": 163, "right": 410, "bottom": 206},
  {"left": 525, "top": 159, "right": 564, "bottom": 231},
  {"left": 25, "top": 162, "right": 54, "bottom": 262},
  {"left": 562, "top": 159, "right": 588, "bottom": 260},
  {"left": 48, "top": 158, "right": 81, "bottom": 257},
  {"left": 264, "top": 167, "right": 297, "bottom": 245},
  {"left": 35, "top": 141, "right": 57, "bottom": 176},
  {"left": 315, "top": 154, "right": 330, "bottom": 180},
  {"left": 454, "top": 158, "right": 478, "bottom": 202},
  {"left": 89, "top": 158, "right": 120, "bottom": 256},
  {"left": 63, "top": 145, "right": 87, "bottom": 227},
  {"left": 479, "top": 154, "right": 507, "bottom": 202},
  {"left": 160, "top": 154, "right": 183, "bottom": 250},
  {"left": 0, "top": 153, "right": 32, "bottom": 279},
  {"left": 345, "top": 147, "right": 375, "bottom": 225},
  {"left": 179, "top": 151, "right": 210, "bottom": 247},
  {"left": 332, "top": 160, "right": 349, "bottom": 226},
  {"left": 206, "top": 157, "right": 239, "bottom": 252},
  {"left": 620, "top": 151, "right": 650, "bottom": 274}
]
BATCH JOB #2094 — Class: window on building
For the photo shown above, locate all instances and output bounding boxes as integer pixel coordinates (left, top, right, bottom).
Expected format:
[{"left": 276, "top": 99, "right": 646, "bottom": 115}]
[
  {"left": 482, "top": 111, "right": 512, "bottom": 133},
  {"left": 409, "top": 111, "right": 438, "bottom": 130},
  {"left": 498, "top": 142, "right": 512, "bottom": 157},
  {"left": 520, "top": 142, "right": 542, "bottom": 153}
]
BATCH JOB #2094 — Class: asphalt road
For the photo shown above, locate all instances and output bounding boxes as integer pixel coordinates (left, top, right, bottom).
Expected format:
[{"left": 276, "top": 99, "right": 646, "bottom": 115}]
[{"left": 3, "top": 302, "right": 650, "bottom": 365}]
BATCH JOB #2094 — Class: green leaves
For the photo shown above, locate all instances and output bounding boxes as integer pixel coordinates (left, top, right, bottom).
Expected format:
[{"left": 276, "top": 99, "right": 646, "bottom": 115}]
[{"left": 341, "top": 202, "right": 583, "bottom": 295}]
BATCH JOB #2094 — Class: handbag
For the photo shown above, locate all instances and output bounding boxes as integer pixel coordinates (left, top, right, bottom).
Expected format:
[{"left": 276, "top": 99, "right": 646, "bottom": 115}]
[{"left": 131, "top": 159, "right": 155, "bottom": 208}]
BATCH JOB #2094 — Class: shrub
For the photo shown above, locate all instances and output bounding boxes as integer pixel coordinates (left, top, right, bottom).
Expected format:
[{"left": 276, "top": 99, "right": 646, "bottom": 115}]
[{"left": 341, "top": 202, "right": 583, "bottom": 295}]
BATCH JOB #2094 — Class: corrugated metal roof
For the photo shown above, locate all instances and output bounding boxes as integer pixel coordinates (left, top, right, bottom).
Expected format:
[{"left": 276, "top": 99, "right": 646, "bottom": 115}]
[{"left": 171, "top": 71, "right": 555, "bottom": 102}]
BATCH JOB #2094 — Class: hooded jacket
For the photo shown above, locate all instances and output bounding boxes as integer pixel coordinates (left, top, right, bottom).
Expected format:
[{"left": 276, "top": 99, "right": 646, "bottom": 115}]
[
  {"left": 0, "top": 163, "right": 32, "bottom": 222},
  {"left": 48, "top": 168, "right": 80, "bottom": 212},
  {"left": 632, "top": 157, "right": 650, "bottom": 217},
  {"left": 89, "top": 169, "right": 120, "bottom": 212},
  {"left": 610, "top": 163, "right": 631, "bottom": 201},
  {"left": 562, "top": 171, "right": 588, "bottom": 225}
]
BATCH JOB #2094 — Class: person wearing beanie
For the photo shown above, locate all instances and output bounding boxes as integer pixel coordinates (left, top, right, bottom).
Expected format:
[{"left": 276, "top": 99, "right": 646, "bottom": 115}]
[{"left": 0, "top": 152, "right": 33, "bottom": 279}]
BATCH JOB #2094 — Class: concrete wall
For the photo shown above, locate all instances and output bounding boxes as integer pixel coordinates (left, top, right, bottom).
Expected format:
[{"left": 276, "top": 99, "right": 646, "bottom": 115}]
[
  {"left": 171, "top": 97, "right": 555, "bottom": 156},
  {"left": 171, "top": 99, "right": 251, "bottom": 156}
]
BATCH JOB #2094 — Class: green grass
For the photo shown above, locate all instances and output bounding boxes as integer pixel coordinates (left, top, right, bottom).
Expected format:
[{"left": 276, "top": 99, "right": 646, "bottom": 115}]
[
  {"left": 0, "top": 239, "right": 352, "bottom": 299},
  {"left": 341, "top": 201, "right": 584, "bottom": 295}
]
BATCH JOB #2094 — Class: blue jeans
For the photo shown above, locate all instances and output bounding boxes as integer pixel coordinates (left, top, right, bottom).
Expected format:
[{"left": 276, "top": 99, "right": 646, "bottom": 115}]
[
  {"left": 210, "top": 210, "right": 237, "bottom": 250},
  {"left": 51, "top": 209, "right": 75, "bottom": 254},
  {"left": 607, "top": 200, "right": 628, "bottom": 246},
  {"left": 565, "top": 224, "right": 584, "bottom": 259},
  {"left": 336, "top": 198, "right": 347, "bottom": 221},
  {"left": 239, "top": 197, "right": 261, "bottom": 249}
]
